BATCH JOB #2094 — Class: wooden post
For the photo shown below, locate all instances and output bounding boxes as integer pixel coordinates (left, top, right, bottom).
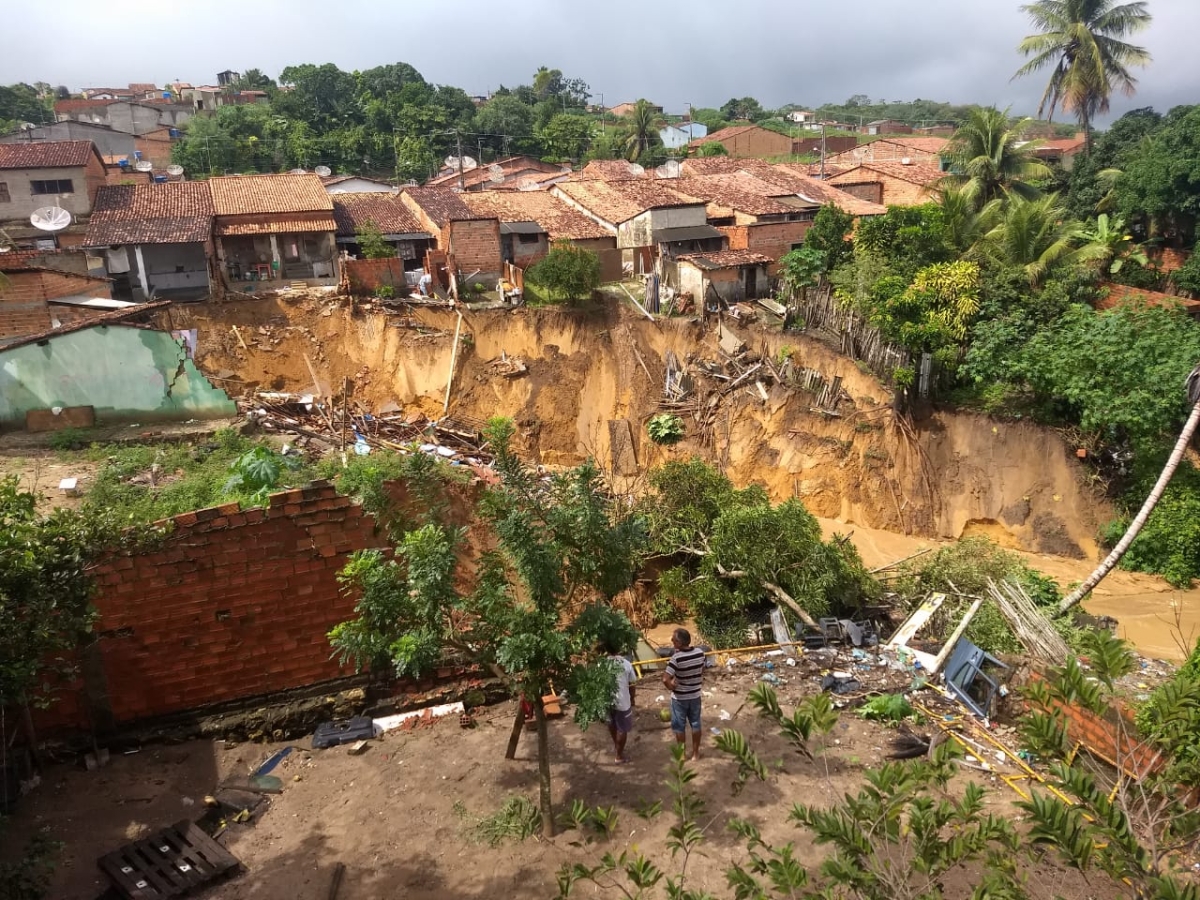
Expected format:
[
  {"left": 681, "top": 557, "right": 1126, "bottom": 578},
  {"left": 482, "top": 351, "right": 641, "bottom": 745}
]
[
  {"left": 443, "top": 311, "right": 464, "bottom": 415},
  {"left": 341, "top": 377, "right": 349, "bottom": 452}
]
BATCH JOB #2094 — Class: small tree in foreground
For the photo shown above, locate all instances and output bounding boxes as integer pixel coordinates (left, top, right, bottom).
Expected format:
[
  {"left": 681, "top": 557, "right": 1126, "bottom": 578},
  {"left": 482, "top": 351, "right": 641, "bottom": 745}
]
[
  {"left": 527, "top": 242, "right": 601, "bottom": 304},
  {"left": 355, "top": 219, "right": 395, "bottom": 259},
  {"left": 330, "top": 419, "right": 645, "bottom": 836}
]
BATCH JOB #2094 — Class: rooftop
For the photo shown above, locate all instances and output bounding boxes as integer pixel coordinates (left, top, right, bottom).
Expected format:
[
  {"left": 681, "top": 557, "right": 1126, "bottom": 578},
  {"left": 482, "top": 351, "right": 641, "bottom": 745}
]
[
  {"left": 331, "top": 192, "right": 427, "bottom": 237},
  {"left": 677, "top": 249, "right": 774, "bottom": 269},
  {"left": 573, "top": 159, "right": 651, "bottom": 182},
  {"left": 401, "top": 185, "right": 480, "bottom": 227},
  {"left": 0, "top": 140, "right": 100, "bottom": 169},
  {"left": 687, "top": 124, "right": 776, "bottom": 147},
  {"left": 0, "top": 300, "right": 172, "bottom": 354},
  {"left": 552, "top": 179, "right": 703, "bottom": 224},
  {"left": 208, "top": 173, "right": 333, "bottom": 216},
  {"left": 676, "top": 173, "right": 806, "bottom": 217},
  {"left": 831, "top": 161, "right": 947, "bottom": 186},
  {"left": 1096, "top": 283, "right": 1200, "bottom": 315},
  {"left": 84, "top": 182, "right": 215, "bottom": 246},
  {"left": 459, "top": 190, "right": 611, "bottom": 240},
  {"left": 748, "top": 164, "right": 888, "bottom": 216}
]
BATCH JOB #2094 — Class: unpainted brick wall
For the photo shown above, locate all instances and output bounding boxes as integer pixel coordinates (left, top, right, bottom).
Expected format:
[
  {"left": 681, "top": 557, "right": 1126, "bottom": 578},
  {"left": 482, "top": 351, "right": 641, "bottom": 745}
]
[
  {"left": 345, "top": 257, "right": 407, "bottom": 294},
  {"left": 35, "top": 481, "right": 391, "bottom": 733},
  {"left": 450, "top": 219, "right": 502, "bottom": 275},
  {"left": 1049, "top": 698, "right": 1164, "bottom": 778}
]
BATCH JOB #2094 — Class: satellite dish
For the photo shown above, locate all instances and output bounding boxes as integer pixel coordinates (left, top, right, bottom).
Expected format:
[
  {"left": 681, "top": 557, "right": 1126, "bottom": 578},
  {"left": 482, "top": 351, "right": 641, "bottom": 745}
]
[
  {"left": 134, "top": 160, "right": 153, "bottom": 172},
  {"left": 443, "top": 155, "right": 478, "bottom": 172},
  {"left": 314, "top": 165, "right": 332, "bottom": 177},
  {"left": 489, "top": 170, "right": 505, "bottom": 184},
  {"left": 289, "top": 168, "right": 308, "bottom": 174},
  {"left": 517, "top": 177, "right": 541, "bottom": 192},
  {"left": 31, "top": 207, "right": 72, "bottom": 232},
  {"left": 489, "top": 164, "right": 503, "bottom": 176},
  {"left": 655, "top": 161, "right": 681, "bottom": 179},
  {"left": 900, "top": 157, "right": 913, "bottom": 166},
  {"left": 166, "top": 164, "right": 184, "bottom": 176},
  {"left": 559, "top": 165, "right": 571, "bottom": 174},
  {"left": 627, "top": 163, "right": 645, "bottom": 176}
]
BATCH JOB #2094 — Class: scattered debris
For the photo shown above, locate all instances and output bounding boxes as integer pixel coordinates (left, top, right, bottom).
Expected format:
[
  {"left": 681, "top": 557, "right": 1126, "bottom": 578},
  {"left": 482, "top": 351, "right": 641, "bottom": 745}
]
[
  {"left": 98, "top": 819, "right": 240, "bottom": 899},
  {"left": 312, "top": 716, "right": 375, "bottom": 750},
  {"left": 373, "top": 701, "right": 466, "bottom": 734},
  {"left": 347, "top": 740, "right": 370, "bottom": 756}
]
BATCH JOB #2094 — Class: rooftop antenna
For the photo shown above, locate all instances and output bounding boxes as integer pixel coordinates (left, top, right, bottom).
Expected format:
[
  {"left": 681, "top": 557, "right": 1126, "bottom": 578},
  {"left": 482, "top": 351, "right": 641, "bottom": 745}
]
[
  {"left": 314, "top": 165, "right": 332, "bottom": 177},
  {"left": 134, "top": 159, "right": 153, "bottom": 172},
  {"left": 30, "top": 206, "right": 72, "bottom": 232},
  {"left": 166, "top": 164, "right": 184, "bottom": 177}
]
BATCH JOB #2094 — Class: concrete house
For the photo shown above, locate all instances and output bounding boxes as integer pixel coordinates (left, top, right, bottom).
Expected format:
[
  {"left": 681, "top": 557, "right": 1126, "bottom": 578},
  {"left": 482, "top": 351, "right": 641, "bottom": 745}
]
[
  {"left": 552, "top": 179, "right": 721, "bottom": 272},
  {"left": 331, "top": 192, "right": 433, "bottom": 269},
  {"left": 84, "top": 182, "right": 218, "bottom": 301},
  {"left": 1, "top": 122, "right": 136, "bottom": 160},
  {"left": 688, "top": 125, "right": 793, "bottom": 159},
  {"left": 0, "top": 255, "right": 119, "bottom": 344},
  {"left": 676, "top": 172, "right": 820, "bottom": 271},
  {"left": 610, "top": 101, "right": 662, "bottom": 118},
  {"left": 0, "top": 303, "right": 236, "bottom": 428},
  {"left": 787, "top": 110, "right": 816, "bottom": 125},
  {"left": 460, "top": 189, "right": 618, "bottom": 273},
  {"left": 0, "top": 141, "right": 107, "bottom": 248},
  {"left": 400, "top": 186, "right": 503, "bottom": 285},
  {"left": 679, "top": 158, "right": 888, "bottom": 218},
  {"left": 675, "top": 250, "right": 774, "bottom": 304},
  {"left": 660, "top": 122, "right": 707, "bottom": 149},
  {"left": 209, "top": 174, "right": 339, "bottom": 288},
  {"left": 322, "top": 175, "right": 396, "bottom": 194},
  {"left": 865, "top": 120, "right": 914, "bottom": 136},
  {"left": 54, "top": 99, "right": 192, "bottom": 136},
  {"left": 828, "top": 161, "right": 945, "bottom": 207},
  {"left": 426, "top": 155, "right": 570, "bottom": 192},
  {"left": 1029, "top": 133, "right": 1087, "bottom": 171}
]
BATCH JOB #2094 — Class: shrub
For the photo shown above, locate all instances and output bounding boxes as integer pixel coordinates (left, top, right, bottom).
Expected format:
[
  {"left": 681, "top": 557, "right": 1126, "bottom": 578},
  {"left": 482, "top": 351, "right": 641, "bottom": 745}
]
[
  {"left": 646, "top": 414, "right": 685, "bottom": 446},
  {"left": 527, "top": 242, "right": 601, "bottom": 304},
  {"left": 376, "top": 285, "right": 395, "bottom": 300}
]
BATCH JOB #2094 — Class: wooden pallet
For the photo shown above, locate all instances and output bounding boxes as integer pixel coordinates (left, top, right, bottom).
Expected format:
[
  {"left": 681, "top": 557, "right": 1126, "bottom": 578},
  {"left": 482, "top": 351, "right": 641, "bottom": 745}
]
[{"left": 98, "top": 819, "right": 239, "bottom": 899}]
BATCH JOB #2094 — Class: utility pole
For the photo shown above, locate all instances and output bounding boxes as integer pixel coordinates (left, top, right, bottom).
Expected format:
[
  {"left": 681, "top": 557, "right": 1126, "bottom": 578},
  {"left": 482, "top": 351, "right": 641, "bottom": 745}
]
[
  {"left": 455, "top": 130, "right": 465, "bottom": 191},
  {"left": 820, "top": 123, "right": 826, "bottom": 180}
]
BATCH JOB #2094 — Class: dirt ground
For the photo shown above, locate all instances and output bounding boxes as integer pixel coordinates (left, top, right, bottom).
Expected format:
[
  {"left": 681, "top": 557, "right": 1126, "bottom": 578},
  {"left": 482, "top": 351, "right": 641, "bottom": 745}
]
[{"left": 8, "top": 663, "right": 1118, "bottom": 900}]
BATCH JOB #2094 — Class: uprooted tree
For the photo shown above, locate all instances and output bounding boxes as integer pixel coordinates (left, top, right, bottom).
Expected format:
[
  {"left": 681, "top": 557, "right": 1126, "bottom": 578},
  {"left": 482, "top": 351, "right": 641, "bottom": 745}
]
[
  {"left": 329, "top": 419, "right": 645, "bottom": 836},
  {"left": 641, "top": 459, "right": 878, "bottom": 647}
]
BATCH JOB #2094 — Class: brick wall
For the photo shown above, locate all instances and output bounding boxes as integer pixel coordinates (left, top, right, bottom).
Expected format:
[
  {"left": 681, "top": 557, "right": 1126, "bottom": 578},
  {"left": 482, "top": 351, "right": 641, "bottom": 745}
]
[
  {"left": 450, "top": 219, "right": 502, "bottom": 275},
  {"left": 34, "top": 481, "right": 391, "bottom": 735},
  {"left": 345, "top": 257, "right": 407, "bottom": 294},
  {"left": 84, "top": 151, "right": 107, "bottom": 211},
  {"left": 0, "top": 270, "right": 113, "bottom": 340},
  {"left": 792, "top": 136, "right": 857, "bottom": 157}
]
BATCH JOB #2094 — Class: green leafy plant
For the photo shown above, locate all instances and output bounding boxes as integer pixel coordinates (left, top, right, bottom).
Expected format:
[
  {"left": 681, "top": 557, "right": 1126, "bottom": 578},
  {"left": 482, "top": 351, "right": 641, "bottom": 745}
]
[
  {"left": 645, "top": 414, "right": 685, "bottom": 446},
  {"left": 857, "top": 693, "right": 914, "bottom": 724},
  {"left": 223, "top": 445, "right": 300, "bottom": 504},
  {"left": 48, "top": 427, "right": 89, "bottom": 452},
  {"left": 527, "top": 242, "right": 601, "bottom": 304},
  {"left": 472, "top": 796, "right": 542, "bottom": 846},
  {"left": 355, "top": 219, "right": 395, "bottom": 259},
  {"left": 376, "top": 285, "right": 395, "bottom": 299}
]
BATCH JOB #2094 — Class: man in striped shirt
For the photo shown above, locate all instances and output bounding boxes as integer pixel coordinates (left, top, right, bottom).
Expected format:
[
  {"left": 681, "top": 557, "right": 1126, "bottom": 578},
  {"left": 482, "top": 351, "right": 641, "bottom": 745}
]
[{"left": 663, "top": 627, "right": 706, "bottom": 760}]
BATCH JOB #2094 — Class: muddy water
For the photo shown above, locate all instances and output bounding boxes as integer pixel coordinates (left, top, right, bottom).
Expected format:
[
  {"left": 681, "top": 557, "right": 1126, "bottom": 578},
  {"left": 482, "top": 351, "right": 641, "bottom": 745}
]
[{"left": 820, "top": 518, "right": 1199, "bottom": 662}]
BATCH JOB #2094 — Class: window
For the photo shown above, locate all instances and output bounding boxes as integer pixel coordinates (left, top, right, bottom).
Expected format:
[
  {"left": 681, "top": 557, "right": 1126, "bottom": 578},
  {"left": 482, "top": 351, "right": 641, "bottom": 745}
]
[
  {"left": 30, "top": 179, "right": 74, "bottom": 195},
  {"left": 516, "top": 232, "right": 541, "bottom": 245},
  {"left": 0, "top": 182, "right": 8, "bottom": 203}
]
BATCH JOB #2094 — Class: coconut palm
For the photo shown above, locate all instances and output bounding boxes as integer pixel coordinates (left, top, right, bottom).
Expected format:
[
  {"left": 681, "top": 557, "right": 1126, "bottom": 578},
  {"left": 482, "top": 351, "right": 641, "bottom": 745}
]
[
  {"left": 977, "top": 193, "right": 1087, "bottom": 286},
  {"left": 1058, "top": 362, "right": 1200, "bottom": 616},
  {"left": 944, "top": 107, "right": 1050, "bottom": 208},
  {"left": 1014, "top": 0, "right": 1153, "bottom": 147},
  {"left": 624, "top": 99, "right": 663, "bottom": 163},
  {"left": 939, "top": 184, "right": 989, "bottom": 255}
]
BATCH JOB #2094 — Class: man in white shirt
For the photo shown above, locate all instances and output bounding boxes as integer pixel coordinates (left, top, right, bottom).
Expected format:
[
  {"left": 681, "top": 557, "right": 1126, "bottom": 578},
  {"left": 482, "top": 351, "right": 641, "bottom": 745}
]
[{"left": 605, "top": 643, "right": 638, "bottom": 764}]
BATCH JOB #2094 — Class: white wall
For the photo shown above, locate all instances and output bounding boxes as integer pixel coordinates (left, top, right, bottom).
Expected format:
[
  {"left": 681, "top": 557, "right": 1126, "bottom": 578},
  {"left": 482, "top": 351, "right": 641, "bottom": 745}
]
[{"left": 0, "top": 165, "right": 91, "bottom": 220}]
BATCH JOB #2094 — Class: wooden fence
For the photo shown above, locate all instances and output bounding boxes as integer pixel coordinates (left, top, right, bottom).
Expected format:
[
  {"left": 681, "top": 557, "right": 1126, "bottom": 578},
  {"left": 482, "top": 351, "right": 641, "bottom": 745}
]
[{"left": 797, "top": 285, "right": 911, "bottom": 385}]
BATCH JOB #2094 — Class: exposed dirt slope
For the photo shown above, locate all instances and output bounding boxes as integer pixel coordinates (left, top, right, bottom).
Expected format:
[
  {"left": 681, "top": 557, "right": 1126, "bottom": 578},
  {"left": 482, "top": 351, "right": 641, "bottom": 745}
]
[{"left": 163, "top": 296, "right": 1110, "bottom": 559}]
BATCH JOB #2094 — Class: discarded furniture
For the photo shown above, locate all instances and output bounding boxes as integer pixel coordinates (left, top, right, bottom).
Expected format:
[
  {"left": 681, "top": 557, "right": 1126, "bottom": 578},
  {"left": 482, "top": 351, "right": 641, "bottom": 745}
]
[
  {"left": 943, "top": 638, "right": 1010, "bottom": 719},
  {"left": 98, "top": 819, "right": 239, "bottom": 899}
]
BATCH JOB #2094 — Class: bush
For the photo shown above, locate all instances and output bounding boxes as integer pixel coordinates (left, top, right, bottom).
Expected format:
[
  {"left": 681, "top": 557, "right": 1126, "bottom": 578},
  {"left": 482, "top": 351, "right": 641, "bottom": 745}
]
[
  {"left": 376, "top": 285, "right": 395, "bottom": 300},
  {"left": 1107, "top": 461, "right": 1200, "bottom": 587},
  {"left": 527, "top": 242, "right": 601, "bottom": 304},
  {"left": 646, "top": 414, "right": 685, "bottom": 446}
]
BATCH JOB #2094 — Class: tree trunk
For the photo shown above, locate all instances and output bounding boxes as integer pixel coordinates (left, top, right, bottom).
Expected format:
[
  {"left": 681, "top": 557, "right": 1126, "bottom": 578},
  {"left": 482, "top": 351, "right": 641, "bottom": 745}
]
[
  {"left": 534, "top": 696, "right": 555, "bottom": 838},
  {"left": 763, "top": 581, "right": 819, "bottom": 629},
  {"left": 1057, "top": 398, "right": 1200, "bottom": 617},
  {"left": 505, "top": 703, "right": 524, "bottom": 760}
]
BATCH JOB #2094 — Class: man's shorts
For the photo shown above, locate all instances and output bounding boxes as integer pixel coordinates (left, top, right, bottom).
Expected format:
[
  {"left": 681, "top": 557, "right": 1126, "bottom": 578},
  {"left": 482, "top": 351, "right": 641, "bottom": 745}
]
[
  {"left": 609, "top": 707, "right": 634, "bottom": 734},
  {"left": 670, "top": 697, "right": 701, "bottom": 733}
]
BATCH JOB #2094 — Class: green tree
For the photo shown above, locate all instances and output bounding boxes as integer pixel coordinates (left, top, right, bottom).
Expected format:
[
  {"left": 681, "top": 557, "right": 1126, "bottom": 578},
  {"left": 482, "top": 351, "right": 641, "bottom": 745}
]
[
  {"left": 867, "top": 260, "right": 982, "bottom": 359},
  {"left": 1014, "top": 0, "right": 1153, "bottom": 147},
  {"left": 944, "top": 106, "right": 1049, "bottom": 206},
  {"left": 854, "top": 204, "right": 953, "bottom": 280},
  {"left": 236, "top": 68, "right": 276, "bottom": 91},
  {"left": 804, "top": 204, "right": 856, "bottom": 272},
  {"left": 778, "top": 246, "right": 826, "bottom": 298},
  {"left": 393, "top": 135, "right": 438, "bottom": 183},
  {"left": 1076, "top": 212, "right": 1148, "bottom": 275},
  {"left": 0, "top": 82, "right": 50, "bottom": 130},
  {"left": 1115, "top": 104, "right": 1200, "bottom": 240},
  {"left": 719, "top": 97, "right": 766, "bottom": 122},
  {"left": 696, "top": 141, "right": 728, "bottom": 157},
  {"left": 275, "top": 63, "right": 361, "bottom": 132},
  {"left": 532, "top": 66, "right": 563, "bottom": 101},
  {"left": 645, "top": 459, "right": 876, "bottom": 644},
  {"left": 329, "top": 421, "right": 644, "bottom": 836},
  {"left": 624, "top": 99, "right": 664, "bottom": 163},
  {"left": 538, "top": 114, "right": 593, "bottom": 161},
  {"left": 355, "top": 219, "right": 395, "bottom": 259},
  {"left": 977, "top": 193, "right": 1088, "bottom": 286},
  {"left": 1066, "top": 106, "right": 1162, "bottom": 218},
  {"left": 474, "top": 95, "right": 538, "bottom": 155},
  {"left": 689, "top": 107, "right": 729, "bottom": 134},
  {"left": 528, "top": 242, "right": 601, "bottom": 303}
]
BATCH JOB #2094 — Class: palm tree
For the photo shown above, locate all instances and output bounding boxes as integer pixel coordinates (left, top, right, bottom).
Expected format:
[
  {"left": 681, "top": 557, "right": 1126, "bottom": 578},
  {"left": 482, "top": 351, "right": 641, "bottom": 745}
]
[
  {"left": 1058, "top": 362, "right": 1200, "bottom": 616},
  {"left": 1076, "top": 212, "right": 1149, "bottom": 274},
  {"left": 1014, "top": 0, "right": 1152, "bottom": 148},
  {"left": 978, "top": 193, "right": 1087, "bottom": 286},
  {"left": 939, "top": 184, "right": 989, "bottom": 255},
  {"left": 624, "top": 99, "right": 663, "bottom": 163},
  {"left": 944, "top": 107, "right": 1050, "bottom": 207}
]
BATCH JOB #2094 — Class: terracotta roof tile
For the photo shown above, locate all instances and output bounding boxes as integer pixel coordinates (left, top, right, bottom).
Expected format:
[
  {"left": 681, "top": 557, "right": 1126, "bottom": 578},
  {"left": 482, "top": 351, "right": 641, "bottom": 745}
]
[
  {"left": 749, "top": 165, "right": 887, "bottom": 216},
  {"left": 675, "top": 173, "right": 801, "bottom": 217},
  {"left": 0, "top": 140, "right": 99, "bottom": 169},
  {"left": 84, "top": 182, "right": 214, "bottom": 246},
  {"left": 459, "top": 190, "right": 611, "bottom": 240},
  {"left": 687, "top": 124, "right": 763, "bottom": 147},
  {"left": 54, "top": 98, "right": 115, "bottom": 115},
  {"left": 552, "top": 180, "right": 703, "bottom": 225},
  {"left": 215, "top": 216, "right": 336, "bottom": 236},
  {"left": 1096, "top": 283, "right": 1200, "bottom": 314},
  {"left": 678, "top": 249, "right": 774, "bottom": 268},
  {"left": 1155, "top": 247, "right": 1191, "bottom": 274},
  {"left": 208, "top": 173, "right": 333, "bottom": 216},
  {"left": 830, "top": 161, "right": 947, "bottom": 186},
  {"left": 573, "top": 159, "right": 652, "bottom": 181},
  {"left": 401, "top": 186, "right": 482, "bottom": 227},
  {"left": 680, "top": 158, "right": 777, "bottom": 177},
  {"left": 331, "top": 193, "right": 427, "bottom": 237}
]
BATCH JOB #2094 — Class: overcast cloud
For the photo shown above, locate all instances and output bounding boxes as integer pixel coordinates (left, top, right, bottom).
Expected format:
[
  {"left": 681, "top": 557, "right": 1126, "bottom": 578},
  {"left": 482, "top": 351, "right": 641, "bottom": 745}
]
[{"left": 5, "top": 0, "right": 1196, "bottom": 123}]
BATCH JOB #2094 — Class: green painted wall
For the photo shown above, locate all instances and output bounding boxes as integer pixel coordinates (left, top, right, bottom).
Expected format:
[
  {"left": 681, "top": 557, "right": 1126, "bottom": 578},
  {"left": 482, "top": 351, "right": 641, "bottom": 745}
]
[{"left": 0, "top": 325, "right": 237, "bottom": 425}]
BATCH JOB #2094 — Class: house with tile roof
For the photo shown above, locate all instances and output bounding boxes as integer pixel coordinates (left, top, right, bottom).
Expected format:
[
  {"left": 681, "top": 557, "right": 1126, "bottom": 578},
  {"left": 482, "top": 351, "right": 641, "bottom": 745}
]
[
  {"left": 551, "top": 180, "right": 722, "bottom": 272},
  {"left": 687, "top": 124, "right": 793, "bottom": 159},
  {"left": 1028, "top": 133, "right": 1087, "bottom": 171},
  {"left": 823, "top": 136, "right": 948, "bottom": 168},
  {"left": 400, "top": 186, "right": 503, "bottom": 282},
  {"left": 0, "top": 257, "right": 118, "bottom": 344},
  {"left": 459, "top": 189, "right": 616, "bottom": 269},
  {"left": 331, "top": 192, "right": 434, "bottom": 268},
  {"left": 322, "top": 175, "right": 396, "bottom": 194},
  {"left": 83, "top": 182, "right": 217, "bottom": 301},
  {"left": 208, "top": 173, "right": 339, "bottom": 288},
  {"left": 0, "top": 141, "right": 107, "bottom": 247},
  {"left": 426, "top": 155, "right": 570, "bottom": 192},
  {"left": 828, "top": 161, "right": 946, "bottom": 207},
  {"left": 674, "top": 249, "right": 774, "bottom": 305},
  {"left": 54, "top": 99, "right": 191, "bottom": 137}
]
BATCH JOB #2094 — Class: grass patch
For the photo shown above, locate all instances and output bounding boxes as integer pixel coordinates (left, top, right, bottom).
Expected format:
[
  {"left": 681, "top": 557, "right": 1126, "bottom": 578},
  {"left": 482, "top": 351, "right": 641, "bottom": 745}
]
[{"left": 459, "top": 796, "right": 542, "bottom": 846}]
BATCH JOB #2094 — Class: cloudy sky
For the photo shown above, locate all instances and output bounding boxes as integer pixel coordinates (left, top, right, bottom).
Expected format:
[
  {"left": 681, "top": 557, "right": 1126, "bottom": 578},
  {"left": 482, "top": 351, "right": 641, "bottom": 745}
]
[{"left": 6, "top": 0, "right": 1195, "bottom": 122}]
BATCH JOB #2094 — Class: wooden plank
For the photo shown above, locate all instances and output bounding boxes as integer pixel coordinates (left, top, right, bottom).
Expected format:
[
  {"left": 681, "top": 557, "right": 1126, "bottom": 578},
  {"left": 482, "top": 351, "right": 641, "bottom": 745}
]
[{"left": 99, "top": 820, "right": 238, "bottom": 899}]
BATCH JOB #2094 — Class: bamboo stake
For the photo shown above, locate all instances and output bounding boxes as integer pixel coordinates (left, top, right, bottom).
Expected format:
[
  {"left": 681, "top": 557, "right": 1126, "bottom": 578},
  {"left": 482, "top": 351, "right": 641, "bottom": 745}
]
[{"left": 443, "top": 311, "right": 464, "bottom": 415}]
